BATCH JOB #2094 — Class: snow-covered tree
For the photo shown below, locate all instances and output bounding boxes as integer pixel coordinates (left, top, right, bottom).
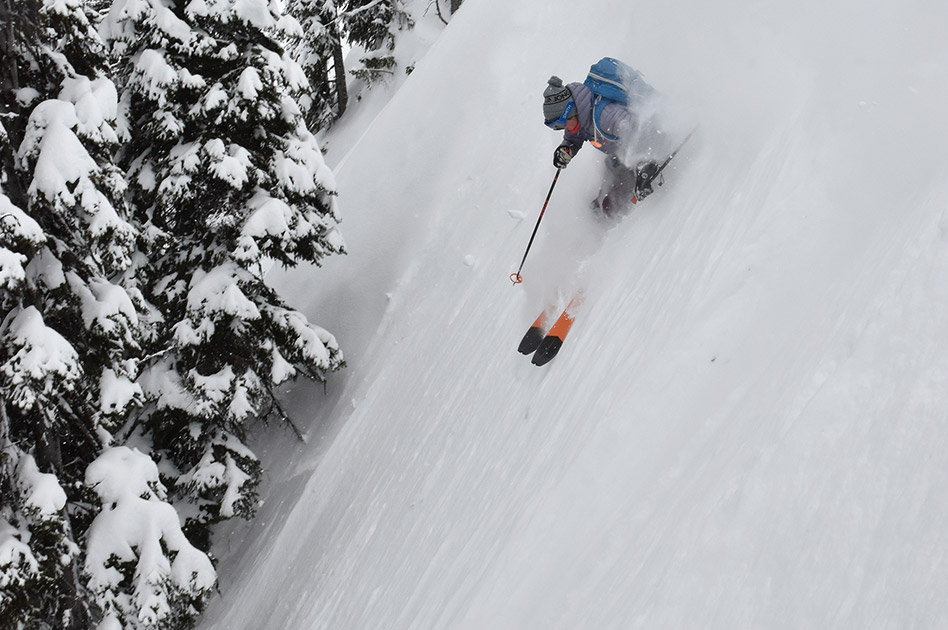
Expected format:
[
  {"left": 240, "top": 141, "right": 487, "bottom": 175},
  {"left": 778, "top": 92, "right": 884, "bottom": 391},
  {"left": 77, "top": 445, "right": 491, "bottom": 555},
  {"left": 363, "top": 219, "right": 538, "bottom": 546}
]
[
  {"left": 286, "top": 0, "right": 418, "bottom": 128},
  {"left": 0, "top": 139, "right": 106, "bottom": 628},
  {"left": 0, "top": 1, "right": 197, "bottom": 627},
  {"left": 0, "top": 0, "right": 139, "bottom": 440},
  {"left": 287, "top": 0, "right": 349, "bottom": 130},
  {"left": 0, "top": 442, "right": 77, "bottom": 629},
  {"left": 102, "top": 0, "right": 345, "bottom": 541},
  {"left": 0, "top": 138, "right": 77, "bottom": 626},
  {"left": 341, "top": 0, "right": 413, "bottom": 85},
  {"left": 83, "top": 446, "right": 216, "bottom": 629}
]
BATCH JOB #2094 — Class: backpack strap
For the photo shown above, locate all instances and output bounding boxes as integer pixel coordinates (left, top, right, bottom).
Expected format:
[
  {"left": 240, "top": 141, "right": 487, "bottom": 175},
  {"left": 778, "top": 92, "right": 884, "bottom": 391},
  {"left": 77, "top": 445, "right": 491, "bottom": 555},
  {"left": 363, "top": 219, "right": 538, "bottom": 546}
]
[{"left": 590, "top": 96, "right": 619, "bottom": 148}]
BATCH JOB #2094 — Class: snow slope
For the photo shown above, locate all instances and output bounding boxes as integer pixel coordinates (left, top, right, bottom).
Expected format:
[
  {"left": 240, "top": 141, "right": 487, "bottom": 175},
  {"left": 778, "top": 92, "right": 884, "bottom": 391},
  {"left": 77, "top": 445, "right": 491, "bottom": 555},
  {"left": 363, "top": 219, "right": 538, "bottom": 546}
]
[{"left": 199, "top": 0, "right": 948, "bottom": 628}]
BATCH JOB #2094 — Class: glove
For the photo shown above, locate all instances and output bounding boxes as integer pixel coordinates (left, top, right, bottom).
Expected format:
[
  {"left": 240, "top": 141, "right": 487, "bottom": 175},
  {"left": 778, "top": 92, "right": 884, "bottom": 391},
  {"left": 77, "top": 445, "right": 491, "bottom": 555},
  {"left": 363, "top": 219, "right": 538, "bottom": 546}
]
[{"left": 553, "top": 146, "right": 573, "bottom": 169}]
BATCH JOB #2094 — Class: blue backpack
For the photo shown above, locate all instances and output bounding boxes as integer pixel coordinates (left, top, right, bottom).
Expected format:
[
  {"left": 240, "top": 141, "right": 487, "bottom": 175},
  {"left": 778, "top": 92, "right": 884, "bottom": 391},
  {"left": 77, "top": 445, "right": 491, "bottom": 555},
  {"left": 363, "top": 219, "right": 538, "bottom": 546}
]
[{"left": 583, "top": 57, "right": 655, "bottom": 146}]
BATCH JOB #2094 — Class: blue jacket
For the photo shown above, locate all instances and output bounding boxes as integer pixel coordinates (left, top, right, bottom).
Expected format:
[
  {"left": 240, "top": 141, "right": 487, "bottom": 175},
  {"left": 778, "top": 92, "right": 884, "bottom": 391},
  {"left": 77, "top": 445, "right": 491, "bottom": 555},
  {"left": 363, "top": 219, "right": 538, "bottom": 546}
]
[{"left": 559, "top": 82, "right": 638, "bottom": 163}]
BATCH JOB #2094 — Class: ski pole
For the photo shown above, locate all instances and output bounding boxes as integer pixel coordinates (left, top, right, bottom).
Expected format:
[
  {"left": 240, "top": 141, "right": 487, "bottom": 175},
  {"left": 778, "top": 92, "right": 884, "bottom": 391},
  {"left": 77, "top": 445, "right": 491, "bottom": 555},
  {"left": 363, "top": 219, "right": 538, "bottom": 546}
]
[
  {"left": 510, "top": 168, "right": 561, "bottom": 285},
  {"left": 655, "top": 128, "right": 696, "bottom": 176}
]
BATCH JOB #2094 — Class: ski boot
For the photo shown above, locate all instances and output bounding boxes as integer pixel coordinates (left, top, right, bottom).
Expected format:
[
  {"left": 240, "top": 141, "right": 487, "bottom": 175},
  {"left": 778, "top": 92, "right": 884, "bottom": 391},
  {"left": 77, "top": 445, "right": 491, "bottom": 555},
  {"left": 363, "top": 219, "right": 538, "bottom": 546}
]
[{"left": 634, "top": 161, "right": 660, "bottom": 201}]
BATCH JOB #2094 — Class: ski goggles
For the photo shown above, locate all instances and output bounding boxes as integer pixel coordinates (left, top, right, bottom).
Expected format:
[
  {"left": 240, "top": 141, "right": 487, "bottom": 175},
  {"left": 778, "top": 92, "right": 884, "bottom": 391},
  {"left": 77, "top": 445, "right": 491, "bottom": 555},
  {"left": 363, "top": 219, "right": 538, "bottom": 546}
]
[{"left": 544, "top": 101, "right": 575, "bottom": 131}]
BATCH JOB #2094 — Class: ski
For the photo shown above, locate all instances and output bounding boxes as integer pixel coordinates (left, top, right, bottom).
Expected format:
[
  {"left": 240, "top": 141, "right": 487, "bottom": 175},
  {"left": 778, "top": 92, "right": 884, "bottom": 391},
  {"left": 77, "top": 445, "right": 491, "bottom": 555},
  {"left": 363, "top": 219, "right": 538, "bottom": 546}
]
[
  {"left": 529, "top": 293, "right": 584, "bottom": 367},
  {"left": 518, "top": 311, "right": 549, "bottom": 355}
]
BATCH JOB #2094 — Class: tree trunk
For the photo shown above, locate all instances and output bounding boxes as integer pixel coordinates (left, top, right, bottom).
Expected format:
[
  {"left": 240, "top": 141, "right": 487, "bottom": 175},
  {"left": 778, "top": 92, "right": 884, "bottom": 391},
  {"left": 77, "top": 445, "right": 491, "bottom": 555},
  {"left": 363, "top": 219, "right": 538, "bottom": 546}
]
[
  {"left": 0, "top": 0, "right": 19, "bottom": 93},
  {"left": 0, "top": 0, "right": 29, "bottom": 205},
  {"left": 60, "top": 525, "right": 92, "bottom": 629},
  {"left": 332, "top": 37, "right": 348, "bottom": 118}
]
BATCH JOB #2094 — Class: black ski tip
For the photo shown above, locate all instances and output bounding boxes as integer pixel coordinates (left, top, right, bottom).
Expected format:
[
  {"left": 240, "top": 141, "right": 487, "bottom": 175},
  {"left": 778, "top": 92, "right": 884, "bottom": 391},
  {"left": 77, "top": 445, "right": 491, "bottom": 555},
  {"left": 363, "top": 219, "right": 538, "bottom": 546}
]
[
  {"left": 518, "top": 326, "right": 546, "bottom": 355},
  {"left": 531, "top": 337, "right": 563, "bottom": 367}
]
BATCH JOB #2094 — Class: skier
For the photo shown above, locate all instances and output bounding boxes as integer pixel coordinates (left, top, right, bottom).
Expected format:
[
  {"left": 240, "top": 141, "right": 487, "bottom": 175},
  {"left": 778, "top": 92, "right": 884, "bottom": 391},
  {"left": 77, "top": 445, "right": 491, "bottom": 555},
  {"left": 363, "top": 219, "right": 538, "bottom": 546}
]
[
  {"left": 513, "top": 62, "right": 690, "bottom": 365},
  {"left": 542, "top": 69, "right": 666, "bottom": 217}
]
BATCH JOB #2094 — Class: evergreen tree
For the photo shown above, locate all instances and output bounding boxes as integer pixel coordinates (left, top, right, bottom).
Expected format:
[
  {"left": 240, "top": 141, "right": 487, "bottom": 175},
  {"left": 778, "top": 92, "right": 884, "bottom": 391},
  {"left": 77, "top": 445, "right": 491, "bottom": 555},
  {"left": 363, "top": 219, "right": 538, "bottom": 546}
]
[
  {"left": 287, "top": 0, "right": 418, "bottom": 128},
  {"left": 341, "top": 0, "right": 413, "bottom": 85},
  {"left": 101, "top": 0, "right": 345, "bottom": 547},
  {"left": 287, "top": 0, "right": 348, "bottom": 130},
  {"left": 83, "top": 445, "right": 215, "bottom": 629},
  {"left": 0, "top": 0, "right": 165, "bottom": 627},
  {"left": 0, "top": 169, "right": 84, "bottom": 630}
]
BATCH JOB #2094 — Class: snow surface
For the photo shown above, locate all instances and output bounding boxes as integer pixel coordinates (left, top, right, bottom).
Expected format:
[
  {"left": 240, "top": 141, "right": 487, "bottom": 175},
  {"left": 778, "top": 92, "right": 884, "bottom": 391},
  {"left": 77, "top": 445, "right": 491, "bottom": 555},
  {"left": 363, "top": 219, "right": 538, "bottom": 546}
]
[{"left": 200, "top": 0, "right": 948, "bottom": 628}]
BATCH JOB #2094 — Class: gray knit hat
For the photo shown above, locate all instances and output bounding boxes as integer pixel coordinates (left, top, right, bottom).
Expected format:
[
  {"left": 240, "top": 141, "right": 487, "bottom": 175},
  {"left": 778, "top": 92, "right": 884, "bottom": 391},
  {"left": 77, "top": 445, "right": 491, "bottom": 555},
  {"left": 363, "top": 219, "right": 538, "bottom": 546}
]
[{"left": 543, "top": 76, "right": 573, "bottom": 123}]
